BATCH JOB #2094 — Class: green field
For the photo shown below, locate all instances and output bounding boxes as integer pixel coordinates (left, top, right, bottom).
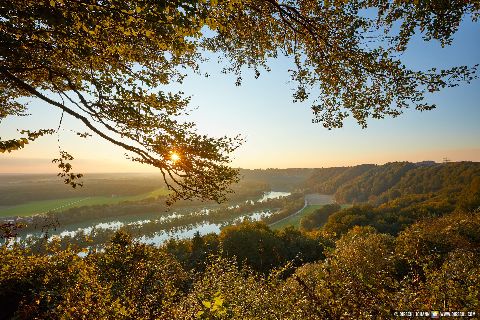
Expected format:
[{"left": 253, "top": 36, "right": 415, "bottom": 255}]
[
  {"left": 270, "top": 203, "right": 352, "bottom": 230},
  {"left": 0, "top": 188, "right": 170, "bottom": 217},
  {"left": 271, "top": 205, "right": 324, "bottom": 230}
]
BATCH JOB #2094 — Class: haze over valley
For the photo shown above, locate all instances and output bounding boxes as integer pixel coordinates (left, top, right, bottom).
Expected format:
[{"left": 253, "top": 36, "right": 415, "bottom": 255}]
[{"left": 1, "top": 1, "right": 480, "bottom": 318}]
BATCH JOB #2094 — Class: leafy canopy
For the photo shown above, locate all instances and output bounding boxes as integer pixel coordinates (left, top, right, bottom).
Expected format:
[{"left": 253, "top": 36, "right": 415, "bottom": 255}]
[{"left": 1, "top": 0, "right": 478, "bottom": 202}]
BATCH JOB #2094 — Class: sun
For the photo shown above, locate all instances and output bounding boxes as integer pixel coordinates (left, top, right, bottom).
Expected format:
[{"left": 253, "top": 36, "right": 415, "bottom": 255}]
[{"left": 170, "top": 152, "right": 180, "bottom": 162}]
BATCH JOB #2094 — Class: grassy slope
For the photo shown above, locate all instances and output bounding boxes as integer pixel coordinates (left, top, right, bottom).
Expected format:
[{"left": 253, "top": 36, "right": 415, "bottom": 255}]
[
  {"left": 0, "top": 188, "right": 170, "bottom": 217},
  {"left": 271, "top": 203, "right": 352, "bottom": 230},
  {"left": 271, "top": 205, "right": 324, "bottom": 230}
]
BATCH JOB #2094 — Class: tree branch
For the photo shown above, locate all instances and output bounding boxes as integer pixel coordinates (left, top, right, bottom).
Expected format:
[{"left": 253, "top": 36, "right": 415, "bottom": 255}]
[{"left": 0, "top": 67, "right": 159, "bottom": 167}]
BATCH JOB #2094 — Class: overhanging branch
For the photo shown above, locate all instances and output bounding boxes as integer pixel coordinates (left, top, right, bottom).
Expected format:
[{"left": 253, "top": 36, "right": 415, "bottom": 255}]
[{"left": 0, "top": 66, "right": 159, "bottom": 167}]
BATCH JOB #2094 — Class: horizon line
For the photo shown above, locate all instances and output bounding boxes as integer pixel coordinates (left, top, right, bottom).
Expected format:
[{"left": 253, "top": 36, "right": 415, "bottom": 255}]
[{"left": 1, "top": 160, "right": 477, "bottom": 175}]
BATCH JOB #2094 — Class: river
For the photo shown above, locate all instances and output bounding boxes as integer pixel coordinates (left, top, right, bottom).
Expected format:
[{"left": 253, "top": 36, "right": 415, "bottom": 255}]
[{"left": 14, "top": 191, "right": 292, "bottom": 246}]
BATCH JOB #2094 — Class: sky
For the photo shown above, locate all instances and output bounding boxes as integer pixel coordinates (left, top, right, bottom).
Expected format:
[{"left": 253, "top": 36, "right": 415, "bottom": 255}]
[{"left": 1, "top": 18, "right": 479, "bottom": 173}]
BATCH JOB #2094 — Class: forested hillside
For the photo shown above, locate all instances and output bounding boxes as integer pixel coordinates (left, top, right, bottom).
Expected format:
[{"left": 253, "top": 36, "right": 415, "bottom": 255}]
[
  {"left": 303, "top": 164, "right": 375, "bottom": 195},
  {"left": 304, "top": 162, "right": 480, "bottom": 206},
  {"left": 300, "top": 162, "right": 480, "bottom": 236},
  {"left": 1, "top": 162, "right": 479, "bottom": 319}
]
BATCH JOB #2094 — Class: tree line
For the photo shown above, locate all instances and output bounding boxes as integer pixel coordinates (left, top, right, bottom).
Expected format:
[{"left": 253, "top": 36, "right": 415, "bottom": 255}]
[
  {"left": 1, "top": 210, "right": 478, "bottom": 319},
  {"left": 303, "top": 161, "right": 480, "bottom": 206},
  {"left": 299, "top": 162, "right": 480, "bottom": 235}
]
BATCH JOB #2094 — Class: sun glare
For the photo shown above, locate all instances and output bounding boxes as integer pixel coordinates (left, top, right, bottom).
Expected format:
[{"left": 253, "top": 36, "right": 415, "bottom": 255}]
[{"left": 170, "top": 152, "right": 180, "bottom": 162}]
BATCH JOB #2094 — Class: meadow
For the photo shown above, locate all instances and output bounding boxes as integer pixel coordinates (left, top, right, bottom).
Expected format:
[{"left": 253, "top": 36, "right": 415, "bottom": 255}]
[
  {"left": 271, "top": 202, "right": 352, "bottom": 230},
  {"left": 0, "top": 188, "right": 170, "bottom": 217},
  {"left": 271, "top": 204, "right": 324, "bottom": 229}
]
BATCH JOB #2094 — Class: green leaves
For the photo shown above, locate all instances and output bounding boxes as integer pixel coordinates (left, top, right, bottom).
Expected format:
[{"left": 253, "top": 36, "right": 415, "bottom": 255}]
[
  {"left": 1, "top": 0, "right": 478, "bottom": 202},
  {"left": 1, "top": 210, "right": 479, "bottom": 318},
  {"left": 197, "top": 292, "right": 227, "bottom": 318},
  {"left": 1, "top": 0, "right": 241, "bottom": 203},
  {"left": 206, "top": 0, "right": 478, "bottom": 128}
]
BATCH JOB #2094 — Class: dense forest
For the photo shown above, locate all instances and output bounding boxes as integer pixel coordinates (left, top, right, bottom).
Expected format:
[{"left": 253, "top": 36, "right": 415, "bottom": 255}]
[
  {"left": 303, "top": 161, "right": 479, "bottom": 207},
  {"left": 1, "top": 162, "right": 479, "bottom": 318},
  {"left": 301, "top": 161, "right": 480, "bottom": 236},
  {"left": 1, "top": 213, "right": 478, "bottom": 319}
]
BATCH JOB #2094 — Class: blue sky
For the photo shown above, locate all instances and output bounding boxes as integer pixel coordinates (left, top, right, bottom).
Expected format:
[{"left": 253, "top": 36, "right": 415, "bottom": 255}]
[{"left": 1, "top": 17, "right": 479, "bottom": 173}]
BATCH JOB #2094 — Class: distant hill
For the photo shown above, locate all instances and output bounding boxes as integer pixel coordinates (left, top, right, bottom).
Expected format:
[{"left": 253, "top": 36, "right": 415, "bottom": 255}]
[{"left": 303, "top": 161, "right": 480, "bottom": 206}]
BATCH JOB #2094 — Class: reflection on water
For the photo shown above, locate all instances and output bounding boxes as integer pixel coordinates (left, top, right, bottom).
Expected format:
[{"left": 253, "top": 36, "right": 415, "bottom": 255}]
[
  {"left": 49, "top": 213, "right": 181, "bottom": 241},
  {"left": 139, "top": 222, "right": 221, "bottom": 245},
  {"left": 141, "top": 209, "right": 275, "bottom": 245},
  {"left": 233, "top": 210, "right": 273, "bottom": 223},
  {"left": 15, "top": 191, "right": 293, "bottom": 246},
  {"left": 138, "top": 192, "right": 291, "bottom": 245},
  {"left": 258, "top": 191, "right": 290, "bottom": 202},
  {"left": 57, "top": 221, "right": 125, "bottom": 240},
  {"left": 139, "top": 191, "right": 291, "bottom": 245},
  {"left": 128, "top": 219, "right": 151, "bottom": 226}
]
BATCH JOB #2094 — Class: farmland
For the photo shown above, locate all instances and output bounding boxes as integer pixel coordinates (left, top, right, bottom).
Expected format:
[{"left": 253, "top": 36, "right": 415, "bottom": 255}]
[{"left": 0, "top": 188, "right": 170, "bottom": 218}]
